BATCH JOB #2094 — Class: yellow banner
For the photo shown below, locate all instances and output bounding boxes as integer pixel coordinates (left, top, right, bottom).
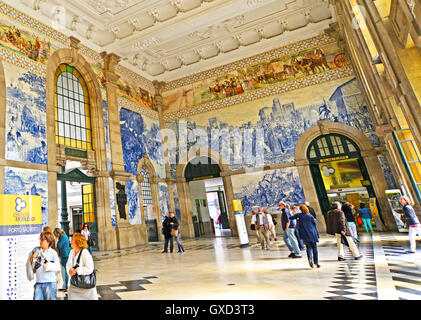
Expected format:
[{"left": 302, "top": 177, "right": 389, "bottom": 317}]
[
  {"left": 232, "top": 199, "right": 243, "bottom": 212},
  {"left": 0, "top": 195, "right": 42, "bottom": 226}
]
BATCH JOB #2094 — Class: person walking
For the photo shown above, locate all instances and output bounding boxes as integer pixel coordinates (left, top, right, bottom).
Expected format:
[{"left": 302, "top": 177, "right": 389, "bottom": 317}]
[
  {"left": 256, "top": 207, "right": 270, "bottom": 250},
  {"left": 279, "top": 202, "right": 301, "bottom": 258},
  {"left": 66, "top": 233, "right": 98, "bottom": 300},
  {"left": 400, "top": 195, "right": 421, "bottom": 253},
  {"left": 305, "top": 201, "right": 317, "bottom": 220},
  {"left": 264, "top": 209, "right": 277, "bottom": 241},
  {"left": 290, "top": 205, "right": 320, "bottom": 268},
  {"left": 291, "top": 205, "right": 304, "bottom": 250},
  {"left": 326, "top": 202, "right": 363, "bottom": 261},
  {"left": 162, "top": 212, "right": 176, "bottom": 253},
  {"left": 27, "top": 231, "right": 61, "bottom": 300},
  {"left": 358, "top": 203, "right": 373, "bottom": 233},
  {"left": 250, "top": 210, "right": 260, "bottom": 244},
  {"left": 81, "top": 223, "right": 93, "bottom": 253},
  {"left": 53, "top": 228, "right": 71, "bottom": 291},
  {"left": 342, "top": 202, "right": 359, "bottom": 242}
]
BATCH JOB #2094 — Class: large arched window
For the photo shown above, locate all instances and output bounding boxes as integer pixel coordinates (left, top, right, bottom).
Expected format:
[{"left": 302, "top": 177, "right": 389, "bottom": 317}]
[{"left": 55, "top": 64, "right": 92, "bottom": 150}]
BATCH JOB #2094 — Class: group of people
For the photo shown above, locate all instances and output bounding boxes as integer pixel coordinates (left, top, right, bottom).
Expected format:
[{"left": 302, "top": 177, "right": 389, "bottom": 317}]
[
  {"left": 251, "top": 195, "right": 421, "bottom": 269},
  {"left": 251, "top": 201, "right": 321, "bottom": 268},
  {"left": 26, "top": 223, "right": 98, "bottom": 300},
  {"left": 251, "top": 200, "right": 378, "bottom": 268}
]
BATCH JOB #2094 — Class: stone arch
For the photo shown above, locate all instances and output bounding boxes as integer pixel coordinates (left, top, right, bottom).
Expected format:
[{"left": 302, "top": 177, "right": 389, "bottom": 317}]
[
  {"left": 46, "top": 47, "right": 111, "bottom": 247},
  {"left": 295, "top": 120, "right": 396, "bottom": 231},
  {"left": 0, "top": 59, "right": 6, "bottom": 194},
  {"left": 136, "top": 155, "right": 161, "bottom": 241},
  {"left": 175, "top": 146, "right": 237, "bottom": 238},
  {"left": 46, "top": 47, "right": 107, "bottom": 171}
]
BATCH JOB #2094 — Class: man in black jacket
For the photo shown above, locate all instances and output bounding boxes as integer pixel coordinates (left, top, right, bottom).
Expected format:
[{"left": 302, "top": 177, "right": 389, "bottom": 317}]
[{"left": 162, "top": 212, "right": 178, "bottom": 253}]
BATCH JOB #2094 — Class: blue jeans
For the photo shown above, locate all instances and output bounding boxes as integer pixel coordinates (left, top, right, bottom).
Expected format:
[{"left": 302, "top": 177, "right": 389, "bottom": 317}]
[
  {"left": 294, "top": 227, "right": 303, "bottom": 250},
  {"left": 61, "top": 260, "right": 69, "bottom": 289},
  {"left": 164, "top": 237, "right": 174, "bottom": 252},
  {"left": 305, "top": 241, "right": 319, "bottom": 265},
  {"left": 34, "top": 282, "right": 57, "bottom": 300},
  {"left": 283, "top": 228, "right": 301, "bottom": 255},
  {"left": 176, "top": 233, "right": 184, "bottom": 252}
]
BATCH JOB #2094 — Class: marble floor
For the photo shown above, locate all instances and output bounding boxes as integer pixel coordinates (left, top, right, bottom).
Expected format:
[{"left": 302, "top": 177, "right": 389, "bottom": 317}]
[{"left": 62, "top": 232, "right": 421, "bottom": 300}]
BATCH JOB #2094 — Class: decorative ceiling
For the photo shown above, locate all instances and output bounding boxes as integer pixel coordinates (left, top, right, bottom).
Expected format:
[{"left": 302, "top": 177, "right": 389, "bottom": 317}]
[{"left": 9, "top": 0, "right": 336, "bottom": 82}]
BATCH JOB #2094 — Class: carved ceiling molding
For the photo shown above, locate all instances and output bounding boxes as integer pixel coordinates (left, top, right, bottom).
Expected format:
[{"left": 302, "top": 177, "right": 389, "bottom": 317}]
[{"left": 9, "top": 0, "right": 335, "bottom": 81}]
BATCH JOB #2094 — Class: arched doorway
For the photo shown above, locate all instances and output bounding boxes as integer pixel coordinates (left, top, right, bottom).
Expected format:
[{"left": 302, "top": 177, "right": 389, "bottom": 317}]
[
  {"left": 185, "top": 156, "right": 231, "bottom": 237},
  {"left": 307, "top": 134, "right": 381, "bottom": 228},
  {"left": 295, "top": 120, "right": 396, "bottom": 232}
]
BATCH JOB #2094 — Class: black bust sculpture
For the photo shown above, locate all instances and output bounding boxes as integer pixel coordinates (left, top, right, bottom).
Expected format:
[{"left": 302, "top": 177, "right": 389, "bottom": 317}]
[{"left": 116, "top": 182, "right": 127, "bottom": 220}]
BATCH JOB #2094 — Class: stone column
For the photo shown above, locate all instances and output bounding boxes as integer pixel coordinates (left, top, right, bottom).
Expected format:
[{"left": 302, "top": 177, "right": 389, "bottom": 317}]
[
  {"left": 221, "top": 172, "right": 238, "bottom": 237},
  {"left": 153, "top": 80, "right": 177, "bottom": 212},
  {"left": 359, "top": 0, "right": 421, "bottom": 151},
  {"left": 175, "top": 179, "right": 196, "bottom": 238},
  {"left": 295, "top": 159, "right": 327, "bottom": 233},
  {"left": 101, "top": 52, "right": 142, "bottom": 249}
]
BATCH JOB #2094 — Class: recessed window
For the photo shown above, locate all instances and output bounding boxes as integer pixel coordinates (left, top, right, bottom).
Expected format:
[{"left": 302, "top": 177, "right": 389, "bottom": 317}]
[
  {"left": 55, "top": 64, "right": 92, "bottom": 150},
  {"left": 140, "top": 167, "right": 153, "bottom": 207}
]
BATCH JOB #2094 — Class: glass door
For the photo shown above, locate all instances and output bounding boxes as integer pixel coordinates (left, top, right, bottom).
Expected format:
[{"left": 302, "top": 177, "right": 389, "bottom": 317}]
[{"left": 82, "top": 184, "right": 98, "bottom": 251}]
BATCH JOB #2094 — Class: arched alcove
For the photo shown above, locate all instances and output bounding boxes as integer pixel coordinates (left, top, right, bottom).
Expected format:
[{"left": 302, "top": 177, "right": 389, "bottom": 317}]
[{"left": 295, "top": 120, "right": 396, "bottom": 231}]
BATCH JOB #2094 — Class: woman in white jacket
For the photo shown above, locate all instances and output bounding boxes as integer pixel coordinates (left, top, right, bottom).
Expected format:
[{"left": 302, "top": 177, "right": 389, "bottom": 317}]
[{"left": 66, "top": 232, "right": 98, "bottom": 300}]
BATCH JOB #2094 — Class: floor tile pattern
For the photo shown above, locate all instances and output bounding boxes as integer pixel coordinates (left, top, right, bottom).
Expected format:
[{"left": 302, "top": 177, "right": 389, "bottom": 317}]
[
  {"left": 381, "top": 236, "right": 421, "bottom": 300},
  {"left": 54, "top": 233, "right": 421, "bottom": 300},
  {"left": 324, "top": 237, "right": 377, "bottom": 300}
]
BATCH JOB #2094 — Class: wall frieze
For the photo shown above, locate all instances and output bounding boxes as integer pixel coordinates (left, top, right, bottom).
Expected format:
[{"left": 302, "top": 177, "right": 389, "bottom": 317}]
[
  {"left": 118, "top": 96, "right": 159, "bottom": 120},
  {"left": 163, "top": 66, "right": 355, "bottom": 121},
  {"left": 163, "top": 33, "right": 336, "bottom": 92}
]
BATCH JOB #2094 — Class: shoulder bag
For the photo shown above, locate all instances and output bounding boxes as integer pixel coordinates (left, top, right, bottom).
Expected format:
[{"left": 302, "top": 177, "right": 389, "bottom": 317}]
[
  {"left": 170, "top": 228, "right": 178, "bottom": 237},
  {"left": 70, "top": 248, "right": 96, "bottom": 289}
]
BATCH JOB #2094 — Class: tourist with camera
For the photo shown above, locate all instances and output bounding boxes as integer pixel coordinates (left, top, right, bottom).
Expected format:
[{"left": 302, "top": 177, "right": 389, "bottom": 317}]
[
  {"left": 66, "top": 232, "right": 98, "bottom": 300},
  {"left": 26, "top": 231, "right": 61, "bottom": 300}
]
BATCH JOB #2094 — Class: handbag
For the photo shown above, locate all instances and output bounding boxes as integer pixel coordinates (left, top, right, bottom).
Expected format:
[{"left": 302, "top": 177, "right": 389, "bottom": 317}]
[
  {"left": 171, "top": 228, "right": 178, "bottom": 237},
  {"left": 87, "top": 235, "right": 95, "bottom": 247},
  {"left": 250, "top": 224, "right": 256, "bottom": 231},
  {"left": 70, "top": 248, "right": 96, "bottom": 289},
  {"left": 357, "top": 216, "right": 363, "bottom": 226}
]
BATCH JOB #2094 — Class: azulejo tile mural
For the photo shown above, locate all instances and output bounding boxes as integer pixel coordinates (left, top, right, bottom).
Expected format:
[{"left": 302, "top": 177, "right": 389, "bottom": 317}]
[
  {"left": 162, "top": 37, "right": 351, "bottom": 116},
  {"left": 163, "top": 33, "right": 336, "bottom": 91},
  {"left": 126, "top": 179, "right": 142, "bottom": 225},
  {"left": 232, "top": 167, "right": 305, "bottom": 216},
  {"left": 158, "top": 183, "right": 170, "bottom": 218},
  {"left": 377, "top": 154, "right": 398, "bottom": 190},
  {"left": 166, "top": 76, "right": 379, "bottom": 171},
  {"left": 5, "top": 62, "right": 47, "bottom": 165},
  {"left": 4, "top": 167, "right": 49, "bottom": 227},
  {"left": 109, "top": 178, "right": 117, "bottom": 227},
  {"left": 119, "top": 106, "right": 165, "bottom": 179},
  {"left": 102, "top": 99, "right": 112, "bottom": 172}
]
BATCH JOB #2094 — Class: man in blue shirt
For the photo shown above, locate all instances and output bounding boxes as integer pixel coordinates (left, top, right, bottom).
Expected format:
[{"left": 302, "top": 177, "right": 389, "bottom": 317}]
[{"left": 279, "top": 201, "right": 301, "bottom": 258}]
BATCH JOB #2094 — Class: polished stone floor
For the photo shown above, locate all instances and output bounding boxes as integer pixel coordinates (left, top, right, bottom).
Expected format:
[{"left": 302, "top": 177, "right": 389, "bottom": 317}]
[{"left": 62, "top": 232, "right": 421, "bottom": 300}]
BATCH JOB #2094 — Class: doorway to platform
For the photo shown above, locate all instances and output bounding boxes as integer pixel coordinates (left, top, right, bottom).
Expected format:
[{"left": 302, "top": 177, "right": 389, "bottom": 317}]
[
  {"left": 185, "top": 157, "right": 232, "bottom": 238},
  {"left": 308, "top": 134, "right": 384, "bottom": 231},
  {"left": 57, "top": 161, "right": 98, "bottom": 250}
]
